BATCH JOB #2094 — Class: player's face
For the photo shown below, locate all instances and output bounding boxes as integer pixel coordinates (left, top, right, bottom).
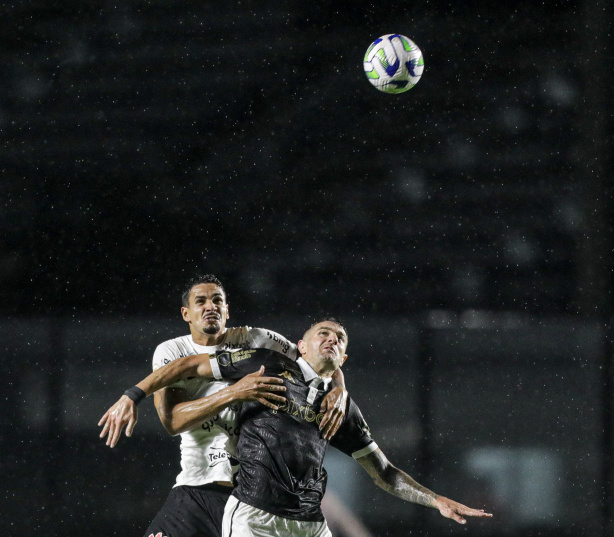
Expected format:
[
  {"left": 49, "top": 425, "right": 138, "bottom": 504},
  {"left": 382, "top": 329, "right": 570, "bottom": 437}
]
[
  {"left": 181, "top": 283, "right": 229, "bottom": 337},
  {"left": 298, "top": 322, "right": 348, "bottom": 374}
]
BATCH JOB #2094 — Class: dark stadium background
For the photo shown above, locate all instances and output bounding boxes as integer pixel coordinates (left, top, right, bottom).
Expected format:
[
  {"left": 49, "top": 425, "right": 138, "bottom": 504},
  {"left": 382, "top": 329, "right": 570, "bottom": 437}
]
[{"left": 1, "top": 1, "right": 612, "bottom": 536}]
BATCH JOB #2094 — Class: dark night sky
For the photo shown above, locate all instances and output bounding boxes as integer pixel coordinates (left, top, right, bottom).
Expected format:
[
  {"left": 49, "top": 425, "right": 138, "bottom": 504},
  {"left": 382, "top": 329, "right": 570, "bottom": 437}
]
[{"left": 1, "top": 0, "right": 611, "bottom": 319}]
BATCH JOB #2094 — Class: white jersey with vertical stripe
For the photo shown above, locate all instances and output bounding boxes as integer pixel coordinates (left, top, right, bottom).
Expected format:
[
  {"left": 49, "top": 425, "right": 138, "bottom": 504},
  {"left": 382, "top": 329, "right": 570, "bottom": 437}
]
[{"left": 152, "top": 326, "right": 298, "bottom": 488}]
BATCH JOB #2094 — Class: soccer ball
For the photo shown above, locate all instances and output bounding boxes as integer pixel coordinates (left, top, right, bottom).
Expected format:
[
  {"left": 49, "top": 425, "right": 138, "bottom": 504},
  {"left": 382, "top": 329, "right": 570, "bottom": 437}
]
[{"left": 363, "top": 34, "right": 424, "bottom": 94}]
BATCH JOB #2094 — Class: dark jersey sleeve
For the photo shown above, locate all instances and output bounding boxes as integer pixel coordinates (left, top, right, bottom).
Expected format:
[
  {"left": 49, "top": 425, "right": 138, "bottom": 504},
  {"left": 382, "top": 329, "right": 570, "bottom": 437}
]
[
  {"left": 212, "top": 347, "right": 285, "bottom": 380},
  {"left": 329, "top": 398, "right": 377, "bottom": 458}
]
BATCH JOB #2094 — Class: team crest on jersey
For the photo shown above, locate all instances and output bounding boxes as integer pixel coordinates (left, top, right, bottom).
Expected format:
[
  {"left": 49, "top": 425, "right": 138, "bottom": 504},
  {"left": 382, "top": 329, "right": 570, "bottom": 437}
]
[
  {"left": 279, "top": 370, "right": 295, "bottom": 382},
  {"left": 216, "top": 351, "right": 232, "bottom": 367}
]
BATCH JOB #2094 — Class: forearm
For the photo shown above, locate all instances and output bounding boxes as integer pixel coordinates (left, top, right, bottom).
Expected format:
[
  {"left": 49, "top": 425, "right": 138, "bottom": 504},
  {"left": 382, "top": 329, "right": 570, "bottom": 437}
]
[
  {"left": 331, "top": 366, "right": 346, "bottom": 389},
  {"left": 136, "top": 353, "right": 212, "bottom": 396},
  {"left": 359, "top": 449, "right": 439, "bottom": 509},
  {"left": 375, "top": 464, "right": 494, "bottom": 525},
  {"left": 158, "top": 385, "right": 238, "bottom": 435},
  {"left": 375, "top": 465, "right": 439, "bottom": 508}
]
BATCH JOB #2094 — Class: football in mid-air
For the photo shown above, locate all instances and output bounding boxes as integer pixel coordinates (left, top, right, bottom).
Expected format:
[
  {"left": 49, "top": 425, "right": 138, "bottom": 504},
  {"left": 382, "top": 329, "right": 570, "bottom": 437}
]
[{"left": 363, "top": 34, "right": 424, "bottom": 94}]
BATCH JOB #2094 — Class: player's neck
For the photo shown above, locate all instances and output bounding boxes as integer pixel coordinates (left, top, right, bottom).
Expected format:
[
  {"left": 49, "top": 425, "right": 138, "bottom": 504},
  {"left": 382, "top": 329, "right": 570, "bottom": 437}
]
[
  {"left": 303, "top": 356, "right": 335, "bottom": 378},
  {"left": 191, "top": 328, "right": 227, "bottom": 347}
]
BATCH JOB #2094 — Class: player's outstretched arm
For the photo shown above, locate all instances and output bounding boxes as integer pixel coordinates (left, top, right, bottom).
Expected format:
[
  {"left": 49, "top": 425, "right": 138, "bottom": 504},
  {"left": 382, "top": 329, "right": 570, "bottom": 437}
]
[
  {"left": 98, "top": 353, "right": 215, "bottom": 447},
  {"left": 319, "top": 367, "right": 348, "bottom": 441},
  {"left": 156, "top": 366, "right": 287, "bottom": 435},
  {"left": 357, "top": 448, "right": 493, "bottom": 525}
]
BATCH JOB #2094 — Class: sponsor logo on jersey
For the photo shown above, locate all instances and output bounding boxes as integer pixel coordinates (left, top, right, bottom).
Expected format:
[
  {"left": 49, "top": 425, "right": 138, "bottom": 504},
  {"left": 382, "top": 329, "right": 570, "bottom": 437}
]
[
  {"left": 274, "top": 396, "right": 324, "bottom": 425},
  {"left": 221, "top": 342, "right": 247, "bottom": 350},
  {"left": 266, "top": 331, "right": 290, "bottom": 354},
  {"left": 208, "top": 446, "right": 230, "bottom": 467},
  {"left": 230, "top": 349, "right": 257, "bottom": 364},
  {"left": 216, "top": 349, "right": 257, "bottom": 367},
  {"left": 201, "top": 414, "right": 240, "bottom": 437}
]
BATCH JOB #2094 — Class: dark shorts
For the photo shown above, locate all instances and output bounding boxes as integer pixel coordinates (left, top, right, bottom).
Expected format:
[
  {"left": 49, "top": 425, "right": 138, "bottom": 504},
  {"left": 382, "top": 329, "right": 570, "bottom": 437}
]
[{"left": 143, "top": 483, "right": 232, "bottom": 537}]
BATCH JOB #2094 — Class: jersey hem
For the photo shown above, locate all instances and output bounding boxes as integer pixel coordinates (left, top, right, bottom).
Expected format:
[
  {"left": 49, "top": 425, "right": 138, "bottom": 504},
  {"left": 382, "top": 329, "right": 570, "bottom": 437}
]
[{"left": 231, "top": 493, "right": 325, "bottom": 522}]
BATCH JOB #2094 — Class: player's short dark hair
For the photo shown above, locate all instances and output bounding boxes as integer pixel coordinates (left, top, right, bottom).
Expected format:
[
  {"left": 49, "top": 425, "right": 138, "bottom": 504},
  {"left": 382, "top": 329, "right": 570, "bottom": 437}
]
[
  {"left": 303, "top": 317, "right": 348, "bottom": 340},
  {"left": 181, "top": 274, "right": 227, "bottom": 307}
]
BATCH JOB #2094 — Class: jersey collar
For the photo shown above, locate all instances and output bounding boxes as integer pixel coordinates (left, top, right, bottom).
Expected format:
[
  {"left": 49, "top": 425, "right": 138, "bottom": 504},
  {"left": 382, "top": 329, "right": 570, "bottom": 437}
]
[{"left": 296, "top": 357, "right": 332, "bottom": 388}]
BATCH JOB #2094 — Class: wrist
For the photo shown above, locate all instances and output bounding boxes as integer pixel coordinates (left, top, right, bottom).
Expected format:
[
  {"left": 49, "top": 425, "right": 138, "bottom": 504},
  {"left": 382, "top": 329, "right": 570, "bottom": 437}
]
[
  {"left": 219, "top": 383, "right": 241, "bottom": 404},
  {"left": 429, "top": 493, "right": 443, "bottom": 508},
  {"left": 123, "top": 386, "right": 146, "bottom": 404},
  {"left": 334, "top": 385, "right": 348, "bottom": 398}
]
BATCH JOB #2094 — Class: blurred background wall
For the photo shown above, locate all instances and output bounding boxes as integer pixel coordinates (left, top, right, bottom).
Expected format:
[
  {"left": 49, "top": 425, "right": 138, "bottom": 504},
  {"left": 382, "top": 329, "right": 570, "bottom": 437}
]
[{"left": 1, "top": 0, "right": 612, "bottom": 536}]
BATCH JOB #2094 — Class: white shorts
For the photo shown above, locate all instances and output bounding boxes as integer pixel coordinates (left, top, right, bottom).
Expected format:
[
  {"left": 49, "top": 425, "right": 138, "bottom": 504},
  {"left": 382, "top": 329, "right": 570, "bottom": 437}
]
[{"left": 222, "top": 496, "right": 332, "bottom": 537}]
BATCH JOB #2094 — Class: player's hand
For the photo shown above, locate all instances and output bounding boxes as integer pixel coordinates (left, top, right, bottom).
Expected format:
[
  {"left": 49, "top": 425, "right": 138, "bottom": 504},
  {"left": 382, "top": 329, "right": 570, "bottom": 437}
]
[
  {"left": 98, "top": 395, "right": 139, "bottom": 448},
  {"left": 231, "top": 366, "right": 286, "bottom": 410},
  {"left": 433, "top": 496, "right": 493, "bottom": 524},
  {"left": 319, "top": 386, "right": 347, "bottom": 441}
]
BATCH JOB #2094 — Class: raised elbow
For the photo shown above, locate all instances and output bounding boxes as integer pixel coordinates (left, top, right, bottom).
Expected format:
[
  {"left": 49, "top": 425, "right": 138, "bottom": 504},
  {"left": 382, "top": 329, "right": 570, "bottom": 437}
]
[
  {"left": 158, "top": 420, "right": 172, "bottom": 436},
  {"left": 157, "top": 409, "right": 185, "bottom": 436},
  {"left": 154, "top": 388, "right": 191, "bottom": 436},
  {"left": 163, "top": 422, "right": 184, "bottom": 436}
]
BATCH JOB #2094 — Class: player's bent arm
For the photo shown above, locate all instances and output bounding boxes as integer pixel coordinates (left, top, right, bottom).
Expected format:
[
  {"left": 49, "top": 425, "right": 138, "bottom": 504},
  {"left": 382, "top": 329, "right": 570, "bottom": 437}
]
[
  {"left": 156, "top": 388, "right": 238, "bottom": 436},
  {"left": 155, "top": 367, "right": 287, "bottom": 436},
  {"left": 154, "top": 387, "right": 191, "bottom": 436},
  {"left": 357, "top": 448, "right": 493, "bottom": 525},
  {"left": 137, "top": 353, "right": 214, "bottom": 396},
  {"left": 98, "top": 353, "right": 214, "bottom": 447}
]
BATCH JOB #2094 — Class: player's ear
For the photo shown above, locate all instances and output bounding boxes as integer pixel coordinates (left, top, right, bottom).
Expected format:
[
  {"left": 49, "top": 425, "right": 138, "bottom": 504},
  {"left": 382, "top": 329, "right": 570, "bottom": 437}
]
[
  {"left": 225, "top": 303, "right": 230, "bottom": 320},
  {"left": 297, "top": 339, "right": 306, "bottom": 356},
  {"left": 181, "top": 306, "right": 190, "bottom": 323}
]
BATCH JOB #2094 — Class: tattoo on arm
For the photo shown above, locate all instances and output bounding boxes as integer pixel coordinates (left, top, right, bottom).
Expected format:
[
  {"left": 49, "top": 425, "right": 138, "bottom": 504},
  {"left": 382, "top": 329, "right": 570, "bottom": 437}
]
[{"left": 358, "top": 449, "right": 438, "bottom": 508}]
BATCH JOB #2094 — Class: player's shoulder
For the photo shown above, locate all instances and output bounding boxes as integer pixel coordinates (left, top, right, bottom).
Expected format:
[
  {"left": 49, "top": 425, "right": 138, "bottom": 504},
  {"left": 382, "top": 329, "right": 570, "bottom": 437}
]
[
  {"left": 222, "top": 326, "right": 297, "bottom": 359},
  {"left": 222, "top": 325, "right": 280, "bottom": 339},
  {"left": 248, "top": 327, "right": 297, "bottom": 357},
  {"left": 155, "top": 334, "right": 194, "bottom": 354},
  {"left": 152, "top": 335, "right": 196, "bottom": 369},
  {"left": 221, "top": 326, "right": 252, "bottom": 345}
]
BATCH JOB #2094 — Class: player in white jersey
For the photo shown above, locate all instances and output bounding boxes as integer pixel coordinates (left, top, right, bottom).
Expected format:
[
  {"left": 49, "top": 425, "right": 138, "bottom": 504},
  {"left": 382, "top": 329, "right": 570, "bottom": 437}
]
[{"left": 99, "top": 275, "right": 348, "bottom": 537}]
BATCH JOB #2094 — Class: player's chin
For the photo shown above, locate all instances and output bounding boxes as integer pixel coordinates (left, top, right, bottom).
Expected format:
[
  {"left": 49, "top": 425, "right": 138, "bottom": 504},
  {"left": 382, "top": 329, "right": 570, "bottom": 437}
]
[
  {"left": 321, "top": 352, "right": 340, "bottom": 363},
  {"left": 203, "top": 322, "right": 222, "bottom": 334}
]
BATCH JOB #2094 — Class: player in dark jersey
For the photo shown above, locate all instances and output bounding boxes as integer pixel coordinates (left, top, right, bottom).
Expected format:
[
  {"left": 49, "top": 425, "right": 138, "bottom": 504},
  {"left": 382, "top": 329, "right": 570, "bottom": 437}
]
[
  {"left": 212, "top": 345, "right": 374, "bottom": 524},
  {"left": 104, "top": 318, "right": 493, "bottom": 537}
]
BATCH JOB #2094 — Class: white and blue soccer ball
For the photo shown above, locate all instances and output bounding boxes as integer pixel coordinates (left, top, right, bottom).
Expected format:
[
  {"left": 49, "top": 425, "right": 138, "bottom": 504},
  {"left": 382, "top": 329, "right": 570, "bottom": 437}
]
[{"left": 363, "top": 34, "right": 424, "bottom": 94}]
